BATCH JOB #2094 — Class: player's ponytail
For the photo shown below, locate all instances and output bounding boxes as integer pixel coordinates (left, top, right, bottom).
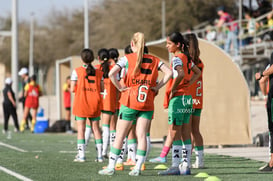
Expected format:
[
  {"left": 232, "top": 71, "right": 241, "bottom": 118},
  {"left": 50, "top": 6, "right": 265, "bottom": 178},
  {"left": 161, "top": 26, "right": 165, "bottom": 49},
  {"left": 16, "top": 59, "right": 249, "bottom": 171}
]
[
  {"left": 109, "top": 48, "right": 119, "bottom": 63},
  {"left": 185, "top": 33, "right": 200, "bottom": 65},
  {"left": 132, "top": 32, "right": 145, "bottom": 76},
  {"left": 81, "top": 48, "right": 95, "bottom": 76},
  {"left": 98, "top": 48, "right": 110, "bottom": 78}
]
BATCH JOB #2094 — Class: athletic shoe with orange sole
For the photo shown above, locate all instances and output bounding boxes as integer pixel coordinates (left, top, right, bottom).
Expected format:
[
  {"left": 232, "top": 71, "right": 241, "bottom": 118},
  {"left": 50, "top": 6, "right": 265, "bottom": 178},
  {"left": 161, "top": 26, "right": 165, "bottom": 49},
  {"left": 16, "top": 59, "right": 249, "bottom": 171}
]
[
  {"left": 102, "top": 163, "right": 124, "bottom": 171},
  {"left": 115, "top": 163, "right": 124, "bottom": 171},
  {"left": 130, "top": 163, "right": 145, "bottom": 171},
  {"left": 124, "top": 159, "right": 136, "bottom": 166}
]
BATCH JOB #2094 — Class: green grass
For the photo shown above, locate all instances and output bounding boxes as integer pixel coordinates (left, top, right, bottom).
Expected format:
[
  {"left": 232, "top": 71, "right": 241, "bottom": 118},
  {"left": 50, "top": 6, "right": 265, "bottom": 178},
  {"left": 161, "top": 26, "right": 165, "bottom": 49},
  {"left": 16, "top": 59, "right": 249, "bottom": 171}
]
[{"left": 0, "top": 125, "right": 272, "bottom": 181}]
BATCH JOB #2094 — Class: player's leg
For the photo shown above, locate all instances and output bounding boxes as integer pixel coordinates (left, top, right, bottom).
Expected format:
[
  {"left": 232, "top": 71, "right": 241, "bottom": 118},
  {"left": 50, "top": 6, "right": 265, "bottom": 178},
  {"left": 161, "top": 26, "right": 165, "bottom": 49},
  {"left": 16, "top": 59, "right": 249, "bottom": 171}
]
[
  {"left": 30, "top": 108, "right": 38, "bottom": 132},
  {"left": 91, "top": 117, "right": 103, "bottom": 162},
  {"left": 110, "top": 110, "right": 118, "bottom": 146},
  {"left": 129, "top": 114, "right": 151, "bottom": 176},
  {"left": 99, "top": 105, "right": 133, "bottom": 175},
  {"left": 74, "top": 117, "right": 86, "bottom": 162},
  {"left": 191, "top": 109, "right": 204, "bottom": 168},
  {"left": 20, "top": 107, "right": 30, "bottom": 132},
  {"left": 101, "top": 112, "right": 111, "bottom": 158},
  {"left": 179, "top": 95, "right": 193, "bottom": 175}
]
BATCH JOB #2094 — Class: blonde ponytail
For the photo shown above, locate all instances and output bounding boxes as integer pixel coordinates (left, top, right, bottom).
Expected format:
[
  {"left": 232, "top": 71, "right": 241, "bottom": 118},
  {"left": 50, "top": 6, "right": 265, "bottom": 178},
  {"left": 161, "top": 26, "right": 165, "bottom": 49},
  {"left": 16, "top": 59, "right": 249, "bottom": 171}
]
[{"left": 132, "top": 32, "right": 144, "bottom": 76}]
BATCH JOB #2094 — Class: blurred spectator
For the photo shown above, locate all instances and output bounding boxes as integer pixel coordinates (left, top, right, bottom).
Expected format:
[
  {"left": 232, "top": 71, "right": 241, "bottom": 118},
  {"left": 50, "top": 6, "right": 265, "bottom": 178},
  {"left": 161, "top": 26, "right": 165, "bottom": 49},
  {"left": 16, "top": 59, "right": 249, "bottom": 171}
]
[
  {"left": 63, "top": 76, "right": 72, "bottom": 132},
  {"left": 216, "top": 6, "right": 239, "bottom": 56},
  {"left": 267, "top": 10, "right": 273, "bottom": 29},
  {"left": 2, "top": 77, "right": 19, "bottom": 134},
  {"left": 205, "top": 25, "right": 217, "bottom": 41},
  {"left": 242, "top": 11, "right": 260, "bottom": 46},
  {"left": 18, "top": 67, "right": 32, "bottom": 130}
]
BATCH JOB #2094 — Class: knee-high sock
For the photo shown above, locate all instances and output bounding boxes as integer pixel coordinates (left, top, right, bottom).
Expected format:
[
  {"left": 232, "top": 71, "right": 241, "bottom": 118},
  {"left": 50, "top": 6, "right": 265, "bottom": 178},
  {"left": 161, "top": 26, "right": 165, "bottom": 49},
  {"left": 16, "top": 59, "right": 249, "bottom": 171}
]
[
  {"left": 95, "top": 139, "right": 103, "bottom": 158},
  {"left": 77, "top": 139, "right": 85, "bottom": 158},
  {"left": 127, "top": 138, "right": 137, "bottom": 162},
  {"left": 194, "top": 146, "right": 204, "bottom": 165},
  {"left": 110, "top": 130, "right": 116, "bottom": 146},
  {"left": 145, "top": 133, "right": 151, "bottom": 161},
  {"left": 102, "top": 124, "right": 110, "bottom": 156},
  {"left": 108, "top": 147, "right": 121, "bottom": 169},
  {"left": 182, "top": 139, "right": 192, "bottom": 168},
  {"left": 172, "top": 140, "right": 182, "bottom": 167},
  {"left": 160, "top": 146, "right": 170, "bottom": 158},
  {"left": 135, "top": 150, "right": 146, "bottom": 171},
  {"left": 116, "top": 137, "right": 127, "bottom": 164},
  {"left": 85, "top": 124, "right": 92, "bottom": 146}
]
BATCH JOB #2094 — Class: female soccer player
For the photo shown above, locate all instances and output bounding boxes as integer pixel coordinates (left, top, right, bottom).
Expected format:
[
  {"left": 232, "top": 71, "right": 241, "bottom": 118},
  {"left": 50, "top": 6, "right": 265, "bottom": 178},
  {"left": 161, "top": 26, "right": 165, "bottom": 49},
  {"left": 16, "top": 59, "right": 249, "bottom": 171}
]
[
  {"left": 184, "top": 33, "right": 205, "bottom": 169},
  {"left": 71, "top": 48, "right": 103, "bottom": 162},
  {"left": 99, "top": 32, "right": 172, "bottom": 176},
  {"left": 108, "top": 48, "right": 120, "bottom": 146},
  {"left": 155, "top": 32, "right": 200, "bottom": 176},
  {"left": 94, "top": 48, "right": 117, "bottom": 159},
  {"left": 20, "top": 74, "right": 42, "bottom": 132}
]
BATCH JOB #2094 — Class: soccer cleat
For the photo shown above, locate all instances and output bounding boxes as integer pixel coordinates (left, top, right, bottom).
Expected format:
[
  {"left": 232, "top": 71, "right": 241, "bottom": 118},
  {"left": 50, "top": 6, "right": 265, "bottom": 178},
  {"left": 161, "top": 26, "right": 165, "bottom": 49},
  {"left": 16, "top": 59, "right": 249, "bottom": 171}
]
[
  {"left": 115, "top": 163, "right": 124, "bottom": 171},
  {"left": 129, "top": 169, "right": 140, "bottom": 176},
  {"left": 98, "top": 167, "right": 115, "bottom": 176},
  {"left": 124, "top": 158, "right": 136, "bottom": 165},
  {"left": 259, "top": 164, "right": 273, "bottom": 171},
  {"left": 95, "top": 157, "right": 103, "bottom": 163},
  {"left": 192, "top": 162, "right": 204, "bottom": 169},
  {"left": 158, "top": 167, "right": 180, "bottom": 175},
  {"left": 149, "top": 156, "right": 167, "bottom": 163},
  {"left": 130, "top": 163, "right": 145, "bottom": 171},
  {"left": 73, "top": 156, "right": 86, "bottom": 162},
  {"left": 179, "top": 164, "right": 191, "bottom": 175}
]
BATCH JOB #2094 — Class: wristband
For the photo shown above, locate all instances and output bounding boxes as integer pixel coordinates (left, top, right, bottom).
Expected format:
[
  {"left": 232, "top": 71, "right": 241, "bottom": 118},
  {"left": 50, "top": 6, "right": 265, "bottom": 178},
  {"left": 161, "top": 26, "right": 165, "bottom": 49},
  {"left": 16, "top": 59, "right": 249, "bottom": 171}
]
[{"left": 257, "top": 72, "right": 264, "bottom": 81}]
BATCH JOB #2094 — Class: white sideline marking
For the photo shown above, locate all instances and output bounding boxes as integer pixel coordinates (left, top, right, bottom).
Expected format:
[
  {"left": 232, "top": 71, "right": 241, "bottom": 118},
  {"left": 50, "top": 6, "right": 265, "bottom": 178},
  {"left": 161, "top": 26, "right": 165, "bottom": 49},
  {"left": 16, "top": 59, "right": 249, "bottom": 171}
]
[
  {"left": 0, "top": 142, "right": 28, "bottom": 152},
  {"left": 32, "top": 150, "right": 43, "bottom": 153},
  {"left": 0, "top": 166, "right": 33, "bottom": 181},
  {"left": 59, "top": 151, "right": 90, "bottom": 153}
]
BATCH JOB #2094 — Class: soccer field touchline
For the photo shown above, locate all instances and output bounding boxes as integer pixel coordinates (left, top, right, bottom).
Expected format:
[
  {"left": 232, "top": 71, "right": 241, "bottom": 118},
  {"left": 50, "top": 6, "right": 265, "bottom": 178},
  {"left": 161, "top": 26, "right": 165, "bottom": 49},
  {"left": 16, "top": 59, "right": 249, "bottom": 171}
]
[
  {"left": 0, "top": 165, "right": 33, "bottom": 181},
  {"left": 0, "top": 141, "right": 28, "bottom": 152},
  {"left": 59, "top": 151, "right": 90, "bottom": 153}
]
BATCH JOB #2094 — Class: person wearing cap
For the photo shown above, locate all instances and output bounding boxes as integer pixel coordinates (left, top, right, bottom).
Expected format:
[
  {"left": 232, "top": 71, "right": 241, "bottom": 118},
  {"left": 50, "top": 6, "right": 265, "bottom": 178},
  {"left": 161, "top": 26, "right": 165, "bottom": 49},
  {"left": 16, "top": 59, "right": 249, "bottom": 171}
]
[
  {"left": 18, "top": 67, "right": 32, "bottom": 130},
  {"left": 20, "top": 74, "right": 42, "bottom": 132},
  {"left": 2, "top": 77, "right": 20, "bottom": 133}
]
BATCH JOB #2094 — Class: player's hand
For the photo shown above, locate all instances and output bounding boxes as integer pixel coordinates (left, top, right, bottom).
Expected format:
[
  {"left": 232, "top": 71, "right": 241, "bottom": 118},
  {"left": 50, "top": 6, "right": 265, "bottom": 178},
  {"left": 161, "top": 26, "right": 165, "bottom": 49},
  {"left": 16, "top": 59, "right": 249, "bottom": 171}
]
[
  {"left": 169, "top": 90, "right": 177, "bottom": 100},
  {"left": 150, "top": 87, "right": 159, "bottom": 96},
  {"left": 255, "top": 72, "right": 261, "bottom": 80},
  {"left": 119, "top": 86, "right": 130, "bottom": 92}
]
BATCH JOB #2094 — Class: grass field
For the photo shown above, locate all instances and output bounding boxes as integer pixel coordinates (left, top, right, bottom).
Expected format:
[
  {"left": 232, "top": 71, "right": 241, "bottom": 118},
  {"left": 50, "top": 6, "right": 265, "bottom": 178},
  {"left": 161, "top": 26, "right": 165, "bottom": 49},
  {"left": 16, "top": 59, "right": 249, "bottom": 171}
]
[{"left": 0, "top": 125, "right": 272, "bottom": 181}]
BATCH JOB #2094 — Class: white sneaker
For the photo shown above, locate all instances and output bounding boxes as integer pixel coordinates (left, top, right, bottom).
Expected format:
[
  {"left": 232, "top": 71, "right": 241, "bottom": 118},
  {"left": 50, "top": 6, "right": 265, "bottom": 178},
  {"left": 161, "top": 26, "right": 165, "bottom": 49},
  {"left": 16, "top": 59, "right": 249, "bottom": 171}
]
[
  {"left": 73, "top": 156, "right": 86, "bottom": 162},
  {"left": 192, "top": 162, "right": 204, "bottom": 169},
  {"left": 129, "top": 169, "right": 140, "bottom": 176},
  {"left": 2, "top": 130, "right": 6, "bottom": 134},
  {"left": 179, "top": 164, "right": 191, "bottom": 175}
]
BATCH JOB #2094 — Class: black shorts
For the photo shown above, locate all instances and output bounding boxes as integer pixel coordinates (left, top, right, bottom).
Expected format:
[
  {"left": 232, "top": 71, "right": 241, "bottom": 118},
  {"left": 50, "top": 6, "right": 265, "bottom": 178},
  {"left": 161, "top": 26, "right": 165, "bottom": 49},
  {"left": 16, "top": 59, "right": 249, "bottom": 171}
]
[{"left": 65, "top": 107, "right": 71, "bottom": 111}]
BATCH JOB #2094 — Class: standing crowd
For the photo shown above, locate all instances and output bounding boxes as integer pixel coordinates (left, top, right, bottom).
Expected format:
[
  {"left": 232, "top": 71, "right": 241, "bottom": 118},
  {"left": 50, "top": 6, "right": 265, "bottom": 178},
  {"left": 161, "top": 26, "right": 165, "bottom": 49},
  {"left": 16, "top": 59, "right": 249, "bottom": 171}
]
[{"left": 69, "top": 31, "right": 205, "bottom": 176}]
